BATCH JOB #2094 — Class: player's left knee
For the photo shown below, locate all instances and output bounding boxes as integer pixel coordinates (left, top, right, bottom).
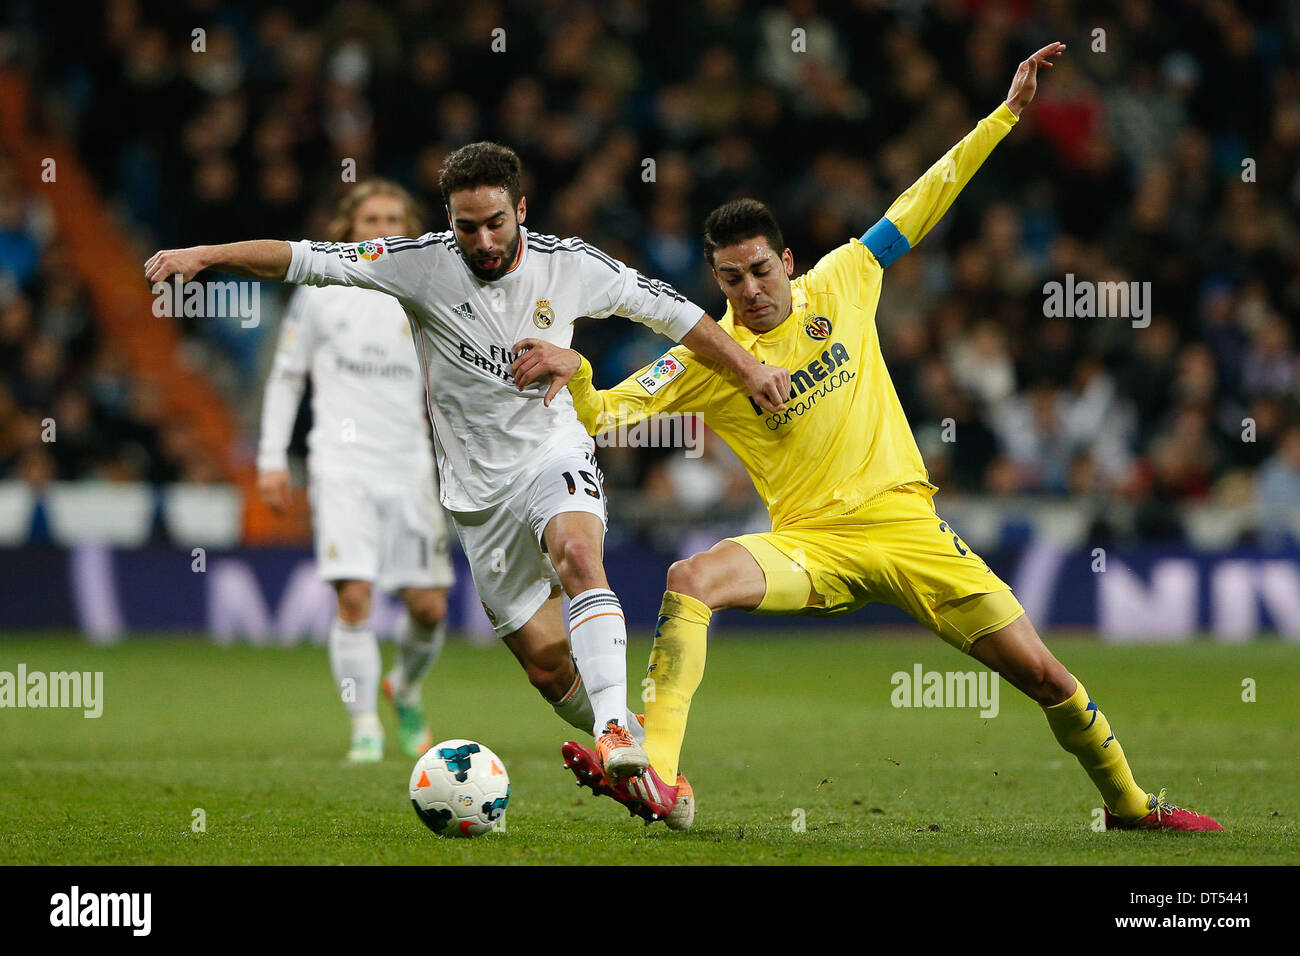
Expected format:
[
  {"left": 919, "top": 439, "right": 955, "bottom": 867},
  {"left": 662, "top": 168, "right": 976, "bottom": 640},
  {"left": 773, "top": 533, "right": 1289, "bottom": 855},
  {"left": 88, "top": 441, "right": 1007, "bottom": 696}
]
[
  {"left": 334, "top": 580, "right": 372, "bottom": 622},
  {"left": 552, "top": 537, "right": 604, "bottom": 590},
  {"left": 665, "top": 556, "right": 713, "bottom": 605},
  {"left": 405, "top": 589, "right": 447, "bottom": 628},
  {"left": 523, "top": 650, "right": 575, "bottom": 702},
  {"left": 1040, "top": 661, "right": 1076, "bottom": 705},
  {"left": 1020, "top": 657, "right": 1073, "bottom": 705}
]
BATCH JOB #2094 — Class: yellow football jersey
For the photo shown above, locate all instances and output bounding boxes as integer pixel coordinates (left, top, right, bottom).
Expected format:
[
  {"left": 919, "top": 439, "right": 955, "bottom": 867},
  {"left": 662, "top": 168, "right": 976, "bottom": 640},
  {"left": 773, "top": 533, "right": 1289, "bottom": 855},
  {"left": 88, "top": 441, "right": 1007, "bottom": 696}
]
[{"left": 568, "top": 102, "right": 1019, "bottom": 530}]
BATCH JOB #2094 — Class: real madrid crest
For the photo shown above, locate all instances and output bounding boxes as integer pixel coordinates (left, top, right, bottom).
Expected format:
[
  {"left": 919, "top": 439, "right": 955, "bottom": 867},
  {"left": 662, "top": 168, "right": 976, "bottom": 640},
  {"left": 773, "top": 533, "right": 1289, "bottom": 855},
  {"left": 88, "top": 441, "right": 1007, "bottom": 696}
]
[{"left": 532, "top": 298, "right": 555, "bottom": 329}]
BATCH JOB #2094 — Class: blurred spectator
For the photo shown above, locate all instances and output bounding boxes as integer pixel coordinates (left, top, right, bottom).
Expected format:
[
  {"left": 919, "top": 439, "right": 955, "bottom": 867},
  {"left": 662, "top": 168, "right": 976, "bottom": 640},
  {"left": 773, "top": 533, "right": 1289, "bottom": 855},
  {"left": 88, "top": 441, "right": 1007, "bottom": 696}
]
[
  {"left": 947, "top": 319, "right": 1016, "bottom": 409},
  {"left": 1255, "top": 426, "right": 1300, "bottom": 508},
  {"left": 991, "top": 380, "right": 1075, "bottom": 493},
  {"left": 1241, "top": 314, "right": 1296, "bottom": 399},
  {"left": 644, "top": 425, "right": 758, "bottom": 515}
]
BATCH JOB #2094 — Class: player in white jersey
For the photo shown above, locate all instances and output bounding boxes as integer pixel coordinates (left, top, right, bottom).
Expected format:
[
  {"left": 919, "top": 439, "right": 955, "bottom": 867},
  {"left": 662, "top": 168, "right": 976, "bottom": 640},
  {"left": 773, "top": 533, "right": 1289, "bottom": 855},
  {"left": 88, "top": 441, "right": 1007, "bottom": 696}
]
[
  {"left": 145, "top": 142, "right": 791, "bottom": 780},
  {"left": 257, "top": 181, "right": 454, "bottom": 763}
]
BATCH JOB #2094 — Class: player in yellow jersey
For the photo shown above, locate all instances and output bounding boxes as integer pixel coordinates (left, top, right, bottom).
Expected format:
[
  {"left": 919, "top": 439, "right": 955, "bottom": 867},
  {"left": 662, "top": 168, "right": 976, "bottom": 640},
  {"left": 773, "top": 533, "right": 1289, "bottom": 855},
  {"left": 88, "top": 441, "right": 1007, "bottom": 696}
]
[{"left": 512, "top": 42, "right": 1222, "bottom": 833}]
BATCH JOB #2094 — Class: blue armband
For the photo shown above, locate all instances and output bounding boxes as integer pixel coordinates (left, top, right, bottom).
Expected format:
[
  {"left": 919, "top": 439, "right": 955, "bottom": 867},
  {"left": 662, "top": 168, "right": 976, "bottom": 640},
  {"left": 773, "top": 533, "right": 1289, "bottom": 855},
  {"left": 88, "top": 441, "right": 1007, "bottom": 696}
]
[{"left": 862, "top": 217, "right": 910, "bottom": 268}]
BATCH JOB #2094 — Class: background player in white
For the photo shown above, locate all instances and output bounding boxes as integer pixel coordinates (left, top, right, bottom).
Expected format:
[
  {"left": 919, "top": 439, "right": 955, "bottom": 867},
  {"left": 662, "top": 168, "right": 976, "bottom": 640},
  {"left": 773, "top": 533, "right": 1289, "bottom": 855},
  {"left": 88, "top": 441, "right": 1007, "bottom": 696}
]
[
  {"left": 257, "top": 180, "right": 454, "bottom": 763},
  {"left": 145, "top": 143, "right": 790, "bottom": 779}
]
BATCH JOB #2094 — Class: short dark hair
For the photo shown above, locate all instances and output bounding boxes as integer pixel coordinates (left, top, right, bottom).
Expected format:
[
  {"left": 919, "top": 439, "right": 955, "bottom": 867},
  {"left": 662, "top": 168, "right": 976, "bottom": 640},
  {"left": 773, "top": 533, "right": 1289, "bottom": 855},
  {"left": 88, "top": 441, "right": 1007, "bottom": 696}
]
[
  {"left": 439, "top": 142, "right": 523, "bottom": 207},
  {"left": 703, "top": 198, "right": 785, "bottom": 266}
]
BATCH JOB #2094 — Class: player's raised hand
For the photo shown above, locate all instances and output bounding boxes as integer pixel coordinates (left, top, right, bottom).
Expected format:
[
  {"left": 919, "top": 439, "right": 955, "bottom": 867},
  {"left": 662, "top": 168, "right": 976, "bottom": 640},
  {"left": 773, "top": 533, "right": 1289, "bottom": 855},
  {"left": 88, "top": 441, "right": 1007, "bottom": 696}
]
[
  {"left": 741, "top": 360, "right": 791, "bottom": 414},
  {"left": 144, "top": 246, "right": 211, "bottom": 284},
  {"left": 258, "top": 469, "right": 292, "bottom": 513},
  {"left": 1005, "top": 41, "right": 1065, "bottom": 117},
  {"left": 510, "top": 338, "right": 582, "bottom": 406}
]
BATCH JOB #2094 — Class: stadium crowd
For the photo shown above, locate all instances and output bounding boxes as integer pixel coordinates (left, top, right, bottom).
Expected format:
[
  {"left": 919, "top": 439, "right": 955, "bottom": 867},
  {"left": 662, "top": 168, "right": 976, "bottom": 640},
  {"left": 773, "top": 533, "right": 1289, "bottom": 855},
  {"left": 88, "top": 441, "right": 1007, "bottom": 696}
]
[
  {"left": 0, "top": 150, "right": 221, "bottom": 486},
  {"left": 2, "top": 0, "right": 1299, "bottom": 530}
]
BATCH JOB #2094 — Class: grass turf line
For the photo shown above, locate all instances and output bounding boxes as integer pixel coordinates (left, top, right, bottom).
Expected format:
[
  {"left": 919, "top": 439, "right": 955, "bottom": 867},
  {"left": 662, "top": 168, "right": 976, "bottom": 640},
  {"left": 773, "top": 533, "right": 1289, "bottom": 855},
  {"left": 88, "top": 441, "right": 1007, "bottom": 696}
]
[{"left": 0, "top": 632, "right": 1296, "bottom": 865}]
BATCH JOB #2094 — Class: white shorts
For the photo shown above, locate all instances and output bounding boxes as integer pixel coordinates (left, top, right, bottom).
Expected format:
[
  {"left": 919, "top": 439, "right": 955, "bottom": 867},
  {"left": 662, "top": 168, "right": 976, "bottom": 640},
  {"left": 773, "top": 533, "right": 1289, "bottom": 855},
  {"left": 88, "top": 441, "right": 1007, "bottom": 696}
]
[
  {"left": 309, "top": 470, "right": 455, "bottom": 592},
  {"left": 450, "top": 452, "right": 607, "bottom": 638}
]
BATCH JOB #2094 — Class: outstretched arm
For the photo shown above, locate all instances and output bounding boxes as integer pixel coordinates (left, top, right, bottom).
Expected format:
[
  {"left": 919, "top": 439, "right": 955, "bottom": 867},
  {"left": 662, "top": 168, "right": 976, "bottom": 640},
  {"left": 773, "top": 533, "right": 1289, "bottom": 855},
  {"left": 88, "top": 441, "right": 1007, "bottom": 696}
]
[
  {"left": 145, "top": 236, "right": 433, "bottom": 304},
  {"left": 563, "top": 239, "right": 790, "bottom": 413},
  {"left": 679, "top": 314, "right": 789, "bottom": 413},
  {"left": 1004, "top": 40, "right": 1064, "bottom": 118},
  {"left": 509, "top": 339, "right": 716, "bottom": 435},
  {"left": 511, "top": 318, "right": 786, "bottom": 413},
  {"left": 863, "top": 41, "right": 1065, "bottom": 268},
  {"left": 145, "top": 240, "right": 291, "bottom": 283}
]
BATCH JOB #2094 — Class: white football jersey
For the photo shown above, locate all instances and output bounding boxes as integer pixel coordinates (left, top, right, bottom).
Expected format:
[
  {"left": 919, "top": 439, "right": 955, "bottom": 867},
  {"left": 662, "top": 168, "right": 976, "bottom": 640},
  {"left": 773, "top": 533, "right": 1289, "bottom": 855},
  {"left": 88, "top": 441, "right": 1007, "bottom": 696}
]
[
  {"left": 283, "top": 227, "right": 704, "bottom": 512},
  {"left": 258, "top": 284, "right": 435, "bottom": 480}
]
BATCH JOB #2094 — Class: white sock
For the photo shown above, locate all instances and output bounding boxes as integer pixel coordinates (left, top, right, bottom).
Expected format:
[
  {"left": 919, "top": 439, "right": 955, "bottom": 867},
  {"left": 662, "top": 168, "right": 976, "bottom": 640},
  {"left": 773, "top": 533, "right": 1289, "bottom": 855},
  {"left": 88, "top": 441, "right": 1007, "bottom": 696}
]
[
  {"left": 391, "top": 612, "right": 445, "bottom": 706},
  {"left": 567, "top": 588, "right": 630, "bottom": 739},
  {"left": 551, "top": 669, "right": 645, "bottom": 743},
  {"left": 329, "top": 616, "right": 380, "bottom": 736}
]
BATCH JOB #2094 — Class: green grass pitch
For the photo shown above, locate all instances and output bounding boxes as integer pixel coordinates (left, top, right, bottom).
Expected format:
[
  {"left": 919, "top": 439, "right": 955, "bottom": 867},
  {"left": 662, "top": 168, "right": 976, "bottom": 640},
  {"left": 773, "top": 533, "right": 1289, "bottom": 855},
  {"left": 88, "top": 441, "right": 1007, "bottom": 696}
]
[{"left": 1, "top": 631, "right": 1296, "bottom": 865}]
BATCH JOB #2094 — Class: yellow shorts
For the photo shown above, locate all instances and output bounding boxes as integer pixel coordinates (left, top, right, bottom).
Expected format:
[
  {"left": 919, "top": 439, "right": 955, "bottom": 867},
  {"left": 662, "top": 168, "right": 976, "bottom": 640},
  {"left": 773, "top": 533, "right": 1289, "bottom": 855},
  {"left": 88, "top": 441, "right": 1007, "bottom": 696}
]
[{"left": 728, "top": 483, "right": 1024, "bottom": 653}]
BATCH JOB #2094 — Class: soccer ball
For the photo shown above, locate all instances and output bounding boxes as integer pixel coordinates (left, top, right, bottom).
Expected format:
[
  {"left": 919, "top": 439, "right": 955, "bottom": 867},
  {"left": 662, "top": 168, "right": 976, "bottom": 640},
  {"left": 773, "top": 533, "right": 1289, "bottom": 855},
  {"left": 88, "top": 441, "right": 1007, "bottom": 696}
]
[{"left": 409, "top": 739, "right": 510, "bottom": 838}]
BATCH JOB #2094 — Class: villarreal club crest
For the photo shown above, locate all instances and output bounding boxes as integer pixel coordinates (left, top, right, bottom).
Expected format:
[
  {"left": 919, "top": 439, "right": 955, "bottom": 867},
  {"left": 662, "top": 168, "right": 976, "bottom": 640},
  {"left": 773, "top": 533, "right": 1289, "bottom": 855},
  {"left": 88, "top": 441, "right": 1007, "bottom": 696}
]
[{"left": 805, "top": 316, "right": 832, "bottom": 341}]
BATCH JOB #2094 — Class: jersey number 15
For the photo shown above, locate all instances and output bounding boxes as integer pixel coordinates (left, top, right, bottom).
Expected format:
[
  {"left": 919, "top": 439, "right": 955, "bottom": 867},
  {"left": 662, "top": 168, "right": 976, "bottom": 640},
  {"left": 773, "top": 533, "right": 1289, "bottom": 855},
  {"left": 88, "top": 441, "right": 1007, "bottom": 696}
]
[{"left": 562, "top": 470, "right": 602, "bottom": 499}]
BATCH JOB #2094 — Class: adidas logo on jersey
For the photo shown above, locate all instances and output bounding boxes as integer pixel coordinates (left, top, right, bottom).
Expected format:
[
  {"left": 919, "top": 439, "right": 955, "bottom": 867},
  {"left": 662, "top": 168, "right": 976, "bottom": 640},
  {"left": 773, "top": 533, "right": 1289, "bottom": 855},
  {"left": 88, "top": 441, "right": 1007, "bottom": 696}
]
[{"left": 452, "top": 301, "right": 476, "bottom": 321}]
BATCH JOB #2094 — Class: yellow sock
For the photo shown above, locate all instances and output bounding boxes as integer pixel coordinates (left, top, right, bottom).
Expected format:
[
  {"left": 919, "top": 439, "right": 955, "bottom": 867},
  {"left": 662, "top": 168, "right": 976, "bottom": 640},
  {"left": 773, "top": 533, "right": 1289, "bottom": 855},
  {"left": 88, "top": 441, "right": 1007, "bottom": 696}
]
[
  {"left": 642, "top": 591, "right": 710, "bottom": 781},
  {"left": 1043, "top": 676, "right": 1150, "bottom": 820}
]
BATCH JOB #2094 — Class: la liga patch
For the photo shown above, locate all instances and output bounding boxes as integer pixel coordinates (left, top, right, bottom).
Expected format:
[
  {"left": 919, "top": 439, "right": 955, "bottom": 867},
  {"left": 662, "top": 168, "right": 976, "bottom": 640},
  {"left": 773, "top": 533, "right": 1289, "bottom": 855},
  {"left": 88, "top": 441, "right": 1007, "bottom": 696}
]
[{"left": 637, "top": 354, "right": 686, "bottom": 394}]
